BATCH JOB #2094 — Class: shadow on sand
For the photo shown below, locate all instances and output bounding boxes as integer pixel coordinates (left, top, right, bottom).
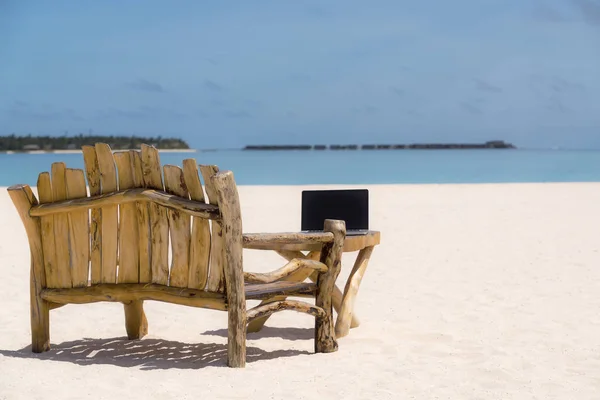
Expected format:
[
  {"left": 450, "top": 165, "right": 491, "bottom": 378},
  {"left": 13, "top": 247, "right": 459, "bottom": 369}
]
[
  {"left": 0, "top": 336, "right": 310, "bottom": 370},
  {"left": 203, "top": 326, "right": 315, "bottom": 341}
]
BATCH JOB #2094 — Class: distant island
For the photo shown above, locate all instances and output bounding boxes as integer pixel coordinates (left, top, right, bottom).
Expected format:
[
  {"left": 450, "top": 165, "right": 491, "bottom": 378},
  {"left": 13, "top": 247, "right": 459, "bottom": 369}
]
[
  {"left": 0, "top": 134, "right": 190, "bottom": 152},
  {"left": 243, "top": 140, "right": 516, "bottom": 151}
]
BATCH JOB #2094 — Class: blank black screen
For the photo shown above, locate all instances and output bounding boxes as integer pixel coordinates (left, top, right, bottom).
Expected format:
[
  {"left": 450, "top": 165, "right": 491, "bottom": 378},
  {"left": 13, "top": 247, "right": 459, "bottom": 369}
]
[{"left": 301, "top": 189, "right": 369, "bottom": 231}]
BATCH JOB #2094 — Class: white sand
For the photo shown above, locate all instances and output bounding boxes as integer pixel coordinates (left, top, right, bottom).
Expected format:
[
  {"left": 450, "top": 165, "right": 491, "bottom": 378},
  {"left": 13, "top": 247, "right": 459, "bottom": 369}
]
[{"left": 1, "top": 183, "right": 599, "bottom": 399}]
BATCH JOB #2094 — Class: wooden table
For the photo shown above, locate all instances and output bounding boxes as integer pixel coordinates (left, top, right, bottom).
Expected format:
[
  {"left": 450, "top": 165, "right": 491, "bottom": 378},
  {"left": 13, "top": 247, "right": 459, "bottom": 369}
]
[{"left": 243, "top": 230, "right": 381, "bottom": 338}]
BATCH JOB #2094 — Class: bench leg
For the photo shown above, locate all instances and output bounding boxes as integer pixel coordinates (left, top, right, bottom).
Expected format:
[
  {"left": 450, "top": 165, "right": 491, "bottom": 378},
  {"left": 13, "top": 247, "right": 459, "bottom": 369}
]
[
  {"left": 31, "top": 294, "right": 50, "bottom": 353},
  {"left": 227, "top": 307, "right": 246, "bottom": 368},
  {"left": 335, "top": 246, "right": 374, "bottom": 338},
  {"left": 123, "top": 300, "right": 148, "bottom": 340}
]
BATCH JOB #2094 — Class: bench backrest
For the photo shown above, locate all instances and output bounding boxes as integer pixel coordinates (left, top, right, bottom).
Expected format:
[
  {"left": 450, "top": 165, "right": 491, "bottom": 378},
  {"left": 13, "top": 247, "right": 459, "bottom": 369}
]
[{"left": 25, "top": 143, "right": 239, "bottom": 293}]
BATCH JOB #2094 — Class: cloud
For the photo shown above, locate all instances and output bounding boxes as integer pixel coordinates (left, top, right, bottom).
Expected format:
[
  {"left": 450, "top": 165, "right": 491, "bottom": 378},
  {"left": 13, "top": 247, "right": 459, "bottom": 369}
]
[
  {"left": 289, "top": 73, "right": 312, "bottom": 83},
  {"left": 98, "top": 106, "right": 186, "bottom": 120},
  {"left": 224, "top": 110, "right": 251, "bottom": 119},
  {"left": 532, "top": 4, "right": 570, "bottom": 22},
  {"left": 549, "top": 77, "right": 585, "bottom": 93},
  {"left": 460, "top": 101, "right": 483, "bottom": 115},
  {"left": 528, "top": 75, "right": 585, "bottom": 99},
  {"left": 126, "top": 79, "right": 166, "bottom": 93},
  {"left": 571, "top": 0, "right": 600, "bottom": 26},
  {"left": 546, "top": 98, "right": 571, "bottom": 113},
  {"left": 390, "top": 86, "right": 404, "bottom": 96},
  {"left": 351, "top": 105, "right": 378, "bottom": 115},
  {"left": 305, "top": 5, "right": 333, "bottom": 18},
  {"left": 474, "top": 79, "right": 502, "bottom": 93},
  {"left": 405, "top": 109, "right": 421, "bottom": 117},
  {"left": 5, "top": 101, "right": 84, "bottom": 121},
  {"left": 204, "top": 80, "right": 224, "bottom": 92}
]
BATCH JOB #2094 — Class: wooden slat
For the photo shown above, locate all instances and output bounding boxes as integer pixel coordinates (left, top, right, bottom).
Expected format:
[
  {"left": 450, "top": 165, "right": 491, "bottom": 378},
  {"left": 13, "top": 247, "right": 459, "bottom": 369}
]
[
  {"left": 65, "top": 169, "right": 89, "bottom": 287},
  {"left": 183, "top": 159, "right": 211, "bottom": 289},
  {"left": 37, "top": 172, "right": 60, "bottom": 288},
  {"left": 163, "top": 165, "right": 191, "bottom": 287},
  {"left": 141, "top": 144, "right": 169, "bottom": 285},
  {"left": 82, "top": 145, "right": 102, "bottom": 284},
  {"left": 30, "top": 189, "right": 221, "bottom": 219},
  {"left": 131, "top": 150, "right": 151, "bottom": 283},
  {"left": 51, "top": 162, "right": 72, "bottom": 288},
  {"left": 115, "top": 151, "right": 139, "bottom": 283},
  {"left": 95, "top": 143, "right": 118, "bottom": 284},
  {"left": 200, "top": 165, "right": 224, "bottom": 292}
]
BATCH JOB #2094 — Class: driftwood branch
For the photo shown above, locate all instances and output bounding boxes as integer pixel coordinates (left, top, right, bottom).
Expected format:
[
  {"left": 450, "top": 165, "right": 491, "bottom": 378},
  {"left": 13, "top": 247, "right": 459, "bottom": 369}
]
[
  {"left": 212, "top": 170, "right": 246, "bottom": 368},
  {"left": 7, "top": 184, "right": 50, "bottom": 353},
  {"left": 242, "top": 232, "right": 334, "bottom": 249},
  {"left": 28, "top": 188, "right": 221, "bottom": 220},
  {"left": 315, "top": 219, "right": 346, "bottom": 354},
  {"left": 247, "top": 300, "right": 326, "bottom": 323},
  {"left": 243, "top": 258, "right": 327, "bottom": 284},
  {"left": 245, "top": 281, "right": 316, "bottom": 300},
  {"left": 335, "top": 246, "right": 374, "bottom": 337},
  {"left": 40, "top": 283, "right": 227, "bottom": 310}
]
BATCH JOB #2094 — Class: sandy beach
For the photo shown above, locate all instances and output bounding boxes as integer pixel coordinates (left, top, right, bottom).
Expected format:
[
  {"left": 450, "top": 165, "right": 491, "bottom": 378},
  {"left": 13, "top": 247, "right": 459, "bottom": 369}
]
[{"left": 1, "top": 182, "right": 599, "bottom": 399}]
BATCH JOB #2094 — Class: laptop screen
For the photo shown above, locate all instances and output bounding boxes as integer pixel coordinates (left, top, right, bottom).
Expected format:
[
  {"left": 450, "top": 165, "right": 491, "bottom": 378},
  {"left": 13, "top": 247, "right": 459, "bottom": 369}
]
[{"left": 301, "top": 189, "right": 369, "bottom": 231}]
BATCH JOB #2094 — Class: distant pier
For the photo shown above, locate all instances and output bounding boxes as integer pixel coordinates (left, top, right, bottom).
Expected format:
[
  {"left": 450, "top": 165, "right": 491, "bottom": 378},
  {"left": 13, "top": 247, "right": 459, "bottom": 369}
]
[{"left": 243, "top": 141, "right": 516, "bottom": 150}]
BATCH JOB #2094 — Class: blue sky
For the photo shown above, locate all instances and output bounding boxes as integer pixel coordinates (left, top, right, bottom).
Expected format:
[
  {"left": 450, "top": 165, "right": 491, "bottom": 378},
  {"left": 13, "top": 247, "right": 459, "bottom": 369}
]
[{"left": 1, "top": 0, "right": 599, "bottom": 149}]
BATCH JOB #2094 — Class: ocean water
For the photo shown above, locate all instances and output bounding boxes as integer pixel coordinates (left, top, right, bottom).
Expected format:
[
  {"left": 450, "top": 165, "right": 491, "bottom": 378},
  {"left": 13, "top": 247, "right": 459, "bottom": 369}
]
[{"left": 0, "top": 149, "right": 599, "bottom": 186}]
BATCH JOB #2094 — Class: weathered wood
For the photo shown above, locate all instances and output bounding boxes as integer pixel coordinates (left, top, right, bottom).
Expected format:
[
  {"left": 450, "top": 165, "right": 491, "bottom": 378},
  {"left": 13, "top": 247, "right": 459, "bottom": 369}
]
[
  {"left": 11, "top": 143, "right": 351, "bottom": 368},
  {"left": 95, "top": 143, "right": 118, "bottom": 283},
  {"left": 245, "top": 259, "right": 318, "bottom": 333},
  {"left": 244, "top": 258, "right": 327, "bottom": 284},
  {"left": 212, "top": 170, "right": 245, "bottom": 367},
  {"left": 243, "top": 230, "right": 380, "bottom": 252},
  {"left": 280, "top": 250, "right": 359, "bottom": 328},
  {"left": 82, "top": 145, "right": 102, "bottom": 284},
  {"left": 336, "top": 246, "right": 374, "bottom": 337},
  {"left": 243, "top": 232, "right": 334, "bottom": 248},
  {"left": 245, "top": 281, "right": 316, "bottom": 300},
  {"left": 244, "top": 250, "right": 323, "bottom": 333},
  {"left": 309, "top": 270, "right": 351, "bottom": 325},
  {"left": 247, "top": 300, "right": 326, "bottom": 323},
  {"left": 37, "top": 173, "right": 60, "bottom": 289},
  {"left": 141, "top": 144, "right": 169, "bottom": 286},
  {"left": 131, "top": 150, "right": 151, "bottom": 283},
  {"left": 51, "top": 162, "right": 72, "bottom": 288},
  {"left": 114, "top": 152, "right": 140, "bottom": 283},
  {"left": 123, "top": 300, "right": 148, "bottom": 340},
  {"left": 65, "top": 169, "right": 90, "bottom": 287},
  {"left": 315, "top": 219, "right": 345, "bottom": 353},
  {"left": 183, "top": 159, "right": 211, "bottom": 290},
  {"left": 40, "top": 283, "right": 227, "bottom": 310},
  {"left": 200, "top": 165, "right": 224, "bottom": 292},
  {"left": 30, "top": 188, "right": 221, "bottom": 220},
  {"left": 8, "top": 184, "right": 50, "bottom": 352},
  {"left": 163, "top": 165, "right": 191, "bottom": 288}
]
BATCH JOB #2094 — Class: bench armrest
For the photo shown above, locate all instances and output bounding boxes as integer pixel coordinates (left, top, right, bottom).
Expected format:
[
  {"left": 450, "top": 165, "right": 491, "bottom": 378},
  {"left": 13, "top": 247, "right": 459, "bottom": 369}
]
[{"left": 242, "top": 231, "right": 334, "bottom": 250}]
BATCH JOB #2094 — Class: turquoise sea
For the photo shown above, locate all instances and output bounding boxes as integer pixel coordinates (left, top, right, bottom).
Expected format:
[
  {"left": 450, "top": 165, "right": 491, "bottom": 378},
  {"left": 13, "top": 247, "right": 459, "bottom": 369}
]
[{"left": 0, "top": 149, "right": 599, "bottom": 186}]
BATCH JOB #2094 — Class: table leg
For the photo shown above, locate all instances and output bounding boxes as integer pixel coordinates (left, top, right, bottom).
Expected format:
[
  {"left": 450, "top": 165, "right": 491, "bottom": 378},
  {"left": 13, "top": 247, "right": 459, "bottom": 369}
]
[
  {"left": 334, "top": 246, "right": 374, "bottom": 338},
  {"left": 246, "top": 250, "right": 317, "bottom": 333}
]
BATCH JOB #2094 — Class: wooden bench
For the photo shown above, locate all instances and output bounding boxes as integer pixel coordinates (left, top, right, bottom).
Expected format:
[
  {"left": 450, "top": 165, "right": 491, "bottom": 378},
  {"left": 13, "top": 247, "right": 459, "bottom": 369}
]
[{"left": 8, "top": 143, "right": 346, "bottom": 368}]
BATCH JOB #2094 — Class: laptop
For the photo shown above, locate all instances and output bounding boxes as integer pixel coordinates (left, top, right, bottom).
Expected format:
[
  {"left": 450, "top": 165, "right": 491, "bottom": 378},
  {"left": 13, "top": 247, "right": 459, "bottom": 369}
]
[{"left": 301, "top": 189, "right": 369, "bottom": 236}]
